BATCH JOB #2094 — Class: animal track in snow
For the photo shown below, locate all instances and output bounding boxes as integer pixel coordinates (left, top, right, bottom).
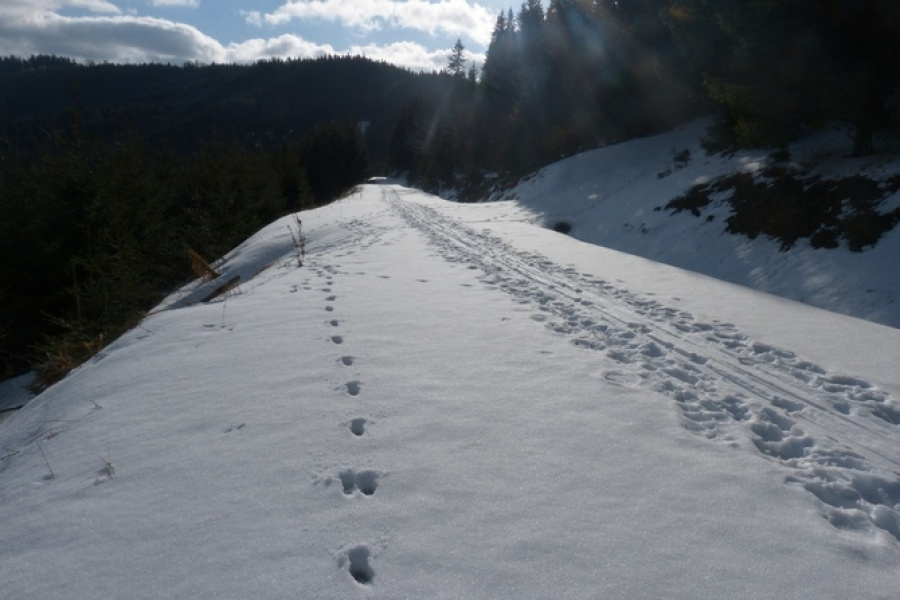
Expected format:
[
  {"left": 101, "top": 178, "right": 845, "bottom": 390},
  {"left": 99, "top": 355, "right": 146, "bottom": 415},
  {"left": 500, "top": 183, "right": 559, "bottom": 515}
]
[
  {"left": 344, "top": 381, "right": 362, "bottom": 396},
  {"left": 341, "top": 545, "right": 375, "bottom": 585},
  {"left": 339, "top": 469, "right": 379, "bottom": 496},
  {"left": 330, "top": 335, "right": 344, "bottom": 345},
  {"left": 329, "top": 319, "right": 340, "bottom": 327},
  {"left": 339, "top": 355, "right": 355, "bottom": 366},
  {"left": 349, "top": 418, "right": 367, "bottom": 436}
]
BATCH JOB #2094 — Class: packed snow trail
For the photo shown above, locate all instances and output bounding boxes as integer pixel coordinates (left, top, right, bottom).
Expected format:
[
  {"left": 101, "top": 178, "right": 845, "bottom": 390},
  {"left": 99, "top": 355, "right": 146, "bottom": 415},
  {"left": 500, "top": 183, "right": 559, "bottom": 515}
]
[{"left": 385, "top": 184, "right": 900, "bottom": 543}]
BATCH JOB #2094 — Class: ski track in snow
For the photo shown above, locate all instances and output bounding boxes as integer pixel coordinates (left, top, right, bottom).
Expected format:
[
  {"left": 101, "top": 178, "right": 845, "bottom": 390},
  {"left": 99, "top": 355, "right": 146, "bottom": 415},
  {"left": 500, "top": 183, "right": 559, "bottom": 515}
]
[{"left": 385, "top": 187, "right": 900, "bottom": 544}]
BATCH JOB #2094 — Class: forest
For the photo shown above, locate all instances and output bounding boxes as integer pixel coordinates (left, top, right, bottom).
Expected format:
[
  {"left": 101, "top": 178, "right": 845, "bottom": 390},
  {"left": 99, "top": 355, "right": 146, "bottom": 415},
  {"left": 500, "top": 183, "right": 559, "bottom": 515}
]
[
  {"left": 2, "top": 0, "right": 900, "bottom": 387},
  {"left": 393, "top": 0, "right": 900, "bottom": 192}
]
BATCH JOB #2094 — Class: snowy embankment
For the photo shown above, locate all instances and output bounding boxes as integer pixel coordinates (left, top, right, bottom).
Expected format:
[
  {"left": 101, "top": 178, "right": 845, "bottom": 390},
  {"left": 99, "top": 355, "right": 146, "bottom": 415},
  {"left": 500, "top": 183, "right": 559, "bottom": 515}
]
[
  {"left": 504, "top": 120, "right": 900, "bottom": 329},
  {"left": 2, "top": 146, "right": 900, "bottom": 596}
]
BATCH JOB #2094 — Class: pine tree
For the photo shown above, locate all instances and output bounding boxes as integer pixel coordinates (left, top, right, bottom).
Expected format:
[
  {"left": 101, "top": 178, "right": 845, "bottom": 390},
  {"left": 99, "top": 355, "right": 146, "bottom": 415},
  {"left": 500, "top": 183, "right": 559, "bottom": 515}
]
[
  {"left": 447, "top": 39, "right": 467, "bottom": 78},
  {"left": 467, "top": 63, "right": 479, "bottom": 83},
  {"left": 517, "top": 0, "right": 545, "bottom": 34}
]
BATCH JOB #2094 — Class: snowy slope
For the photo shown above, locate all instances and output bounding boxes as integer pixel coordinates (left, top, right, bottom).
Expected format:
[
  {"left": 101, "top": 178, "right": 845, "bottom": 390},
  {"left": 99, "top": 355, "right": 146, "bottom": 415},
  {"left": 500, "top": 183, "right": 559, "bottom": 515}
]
[
  {"left": 505, "top": 120, "right": 900, "bottom": 329},
  {"left": 2, "top": 181, "right": 899, "bottom": 599}
]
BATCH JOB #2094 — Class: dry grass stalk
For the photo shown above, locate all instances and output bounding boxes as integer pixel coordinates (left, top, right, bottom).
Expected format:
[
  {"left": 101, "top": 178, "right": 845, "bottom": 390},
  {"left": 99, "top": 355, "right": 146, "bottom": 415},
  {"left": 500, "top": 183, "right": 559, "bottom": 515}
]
[{"left": 187, "top": 247, "right": 220, "bottom": 281}]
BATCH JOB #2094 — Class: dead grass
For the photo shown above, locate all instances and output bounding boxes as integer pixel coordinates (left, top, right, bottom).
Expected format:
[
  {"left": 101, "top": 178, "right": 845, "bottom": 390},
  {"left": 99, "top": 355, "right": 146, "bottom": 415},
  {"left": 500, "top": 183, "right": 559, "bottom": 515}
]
[{"left": 187, "top": 247, "right": 220, "bottom": 281}]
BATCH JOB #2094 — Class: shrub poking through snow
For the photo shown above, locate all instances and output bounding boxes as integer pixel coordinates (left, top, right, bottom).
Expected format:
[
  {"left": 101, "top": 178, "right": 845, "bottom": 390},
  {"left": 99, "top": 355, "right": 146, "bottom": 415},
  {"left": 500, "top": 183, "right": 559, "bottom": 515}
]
[{"left": 288, "top": 214, "right": 306, "bottom": 267}]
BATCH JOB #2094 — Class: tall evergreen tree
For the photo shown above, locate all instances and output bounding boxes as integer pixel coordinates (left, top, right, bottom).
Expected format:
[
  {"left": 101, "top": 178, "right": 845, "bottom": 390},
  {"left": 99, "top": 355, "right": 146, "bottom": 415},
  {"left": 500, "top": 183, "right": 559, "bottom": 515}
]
[
  {"left": 446, "top": 39, "right": 468, "bottom": 77},
  {"left": 518, "top": 0, "right": 546, "bottom": 33},
  {"left": 481, "top": 11, "right": 519, "bottom": 107}
]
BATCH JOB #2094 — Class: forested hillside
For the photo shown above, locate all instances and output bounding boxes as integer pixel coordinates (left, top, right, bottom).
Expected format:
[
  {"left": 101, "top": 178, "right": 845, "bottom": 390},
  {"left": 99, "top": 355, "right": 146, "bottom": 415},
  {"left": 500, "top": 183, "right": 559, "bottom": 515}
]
[{"left": 1, "top": 55, "right": 457, "bottom": 384}]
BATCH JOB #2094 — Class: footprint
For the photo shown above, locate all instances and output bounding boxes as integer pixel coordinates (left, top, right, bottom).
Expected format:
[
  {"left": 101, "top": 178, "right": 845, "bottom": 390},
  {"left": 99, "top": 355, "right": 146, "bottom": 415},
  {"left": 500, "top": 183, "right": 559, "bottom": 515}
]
[
  {"left": 331, "top": 335, "right": 344, "bottom": 345},
  {"left": 325, "top": 306, "right": 334, "bottom": 312},
  {"left": 603, "top": 370, "right": 644, "bottom": 388},
  {"left": 329, "top": 320, "right": 340, "bottom": 327},
  {"left": 871, "top": 404, "right": 900, "bottom": 425},
  {"left": 339, "top": 470, "right": 356, "bottom": 495},
  {"left": 349, "top": 418, "right": 367, "bottom": 436},
  {"left": 355, "top": 471, "right": 379, "bottom": 495},
  {"left": 347, "top": 545, "right": 374, "bottom": 585},
  {"left": 771, "top": 396, "right": 805, "bottom": 413},
  {"left": 750, "top": 409, "right": 813, "bottom": 460},
  {"left": 345, "top": 381, "right": 362, "bottom": 396},
  {"left": 338, "top": 469, "right": 379, "bottom": 496},
  {"left": 340, "top": 355, "right": 355, "bottom": 366},
  {"left": 326, "top": 295, "right": 337, "bottom": 302}
]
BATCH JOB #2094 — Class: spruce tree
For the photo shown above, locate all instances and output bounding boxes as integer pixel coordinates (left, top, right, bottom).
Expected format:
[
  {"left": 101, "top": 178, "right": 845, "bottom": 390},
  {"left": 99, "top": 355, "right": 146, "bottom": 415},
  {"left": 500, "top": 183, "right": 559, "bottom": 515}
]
[{"left": 447, "top": 39, "right": 468, "bottom": 78}]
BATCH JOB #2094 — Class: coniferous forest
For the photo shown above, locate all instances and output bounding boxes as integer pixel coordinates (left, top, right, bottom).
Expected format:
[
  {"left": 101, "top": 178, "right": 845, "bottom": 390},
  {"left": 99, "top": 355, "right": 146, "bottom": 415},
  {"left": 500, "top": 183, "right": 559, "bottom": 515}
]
[
  {"left": 3, "top": 0, "right": 900, "bottom": 386},
  {"left": 393, "top": 0, "right": 900, "bottom": 189}
]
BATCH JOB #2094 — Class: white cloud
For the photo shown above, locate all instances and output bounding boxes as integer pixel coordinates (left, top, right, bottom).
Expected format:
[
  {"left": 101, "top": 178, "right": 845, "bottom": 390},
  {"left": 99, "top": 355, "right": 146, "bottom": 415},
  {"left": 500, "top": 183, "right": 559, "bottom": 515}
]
[
  {"left": 0, "top": 11, "right": 222, "bottom": 63},
  {"left": 0, "top": 1, "right": 481, "bottom": 71},
  {"left": 347, "top": 40, "right": 484, "bottom": 72},
  {"left": 349, "top": 41, "right": 448, "bottom": 72},
  {"left": 251, "top": 0, "right": 496, "bottom": 46},
  {"left": 223, "top": 34, "right": 335, "bottom": 63},
  {"left": 2, "top": 0, "right": 121, "bottom": 15},
  {"left": 242, "top": 10, "right": 264, "bottom": 27},
  {"left": 149, "top": 0, "right": 200, "bottom": 7}
]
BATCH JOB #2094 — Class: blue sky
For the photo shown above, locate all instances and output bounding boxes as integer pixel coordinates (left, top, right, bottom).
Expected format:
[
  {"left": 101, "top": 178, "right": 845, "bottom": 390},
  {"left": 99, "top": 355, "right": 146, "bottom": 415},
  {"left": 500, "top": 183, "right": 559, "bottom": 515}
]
[{"left": 1, "top": 1, "right": 513, "bottom": 71}]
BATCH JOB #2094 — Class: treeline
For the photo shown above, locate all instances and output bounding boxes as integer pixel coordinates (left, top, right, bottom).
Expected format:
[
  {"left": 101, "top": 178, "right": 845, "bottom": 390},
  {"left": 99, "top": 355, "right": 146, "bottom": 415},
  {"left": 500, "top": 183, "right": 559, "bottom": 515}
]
[
  {"left": 392, "top": 0, "right": 900, "bottom": 193},
  {"left": 0, "top": 117, "right": 368, "bottom": 385},
  {"left": 0, "top": 54, "right": 455, "bottom": 164}
]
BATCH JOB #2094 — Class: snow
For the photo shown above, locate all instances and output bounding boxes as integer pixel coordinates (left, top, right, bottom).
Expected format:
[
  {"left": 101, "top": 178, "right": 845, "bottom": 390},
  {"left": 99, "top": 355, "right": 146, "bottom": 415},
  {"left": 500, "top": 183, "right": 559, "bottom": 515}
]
[
  {"left": 0, "top": 373, "right": 34, "bottom": 417},
  {"left": 2, "top": 127, "right": 900, "bottom": 598},
  {"left": 505, "top": 120, "right": 900, "bottom": 329}
]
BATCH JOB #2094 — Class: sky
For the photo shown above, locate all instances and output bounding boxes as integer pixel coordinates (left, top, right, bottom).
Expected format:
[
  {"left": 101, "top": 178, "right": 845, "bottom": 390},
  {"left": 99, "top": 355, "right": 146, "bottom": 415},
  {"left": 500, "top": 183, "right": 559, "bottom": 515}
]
[{"left": 0, "top": 0, "right": 510, "bottom": 71}]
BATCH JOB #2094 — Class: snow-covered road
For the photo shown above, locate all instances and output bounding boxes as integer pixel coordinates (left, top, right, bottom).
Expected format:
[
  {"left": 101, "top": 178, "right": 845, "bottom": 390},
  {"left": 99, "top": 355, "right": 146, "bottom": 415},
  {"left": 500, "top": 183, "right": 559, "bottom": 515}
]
[{"left": 1, "top": 183, "right": 899, "bottom": 599}]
